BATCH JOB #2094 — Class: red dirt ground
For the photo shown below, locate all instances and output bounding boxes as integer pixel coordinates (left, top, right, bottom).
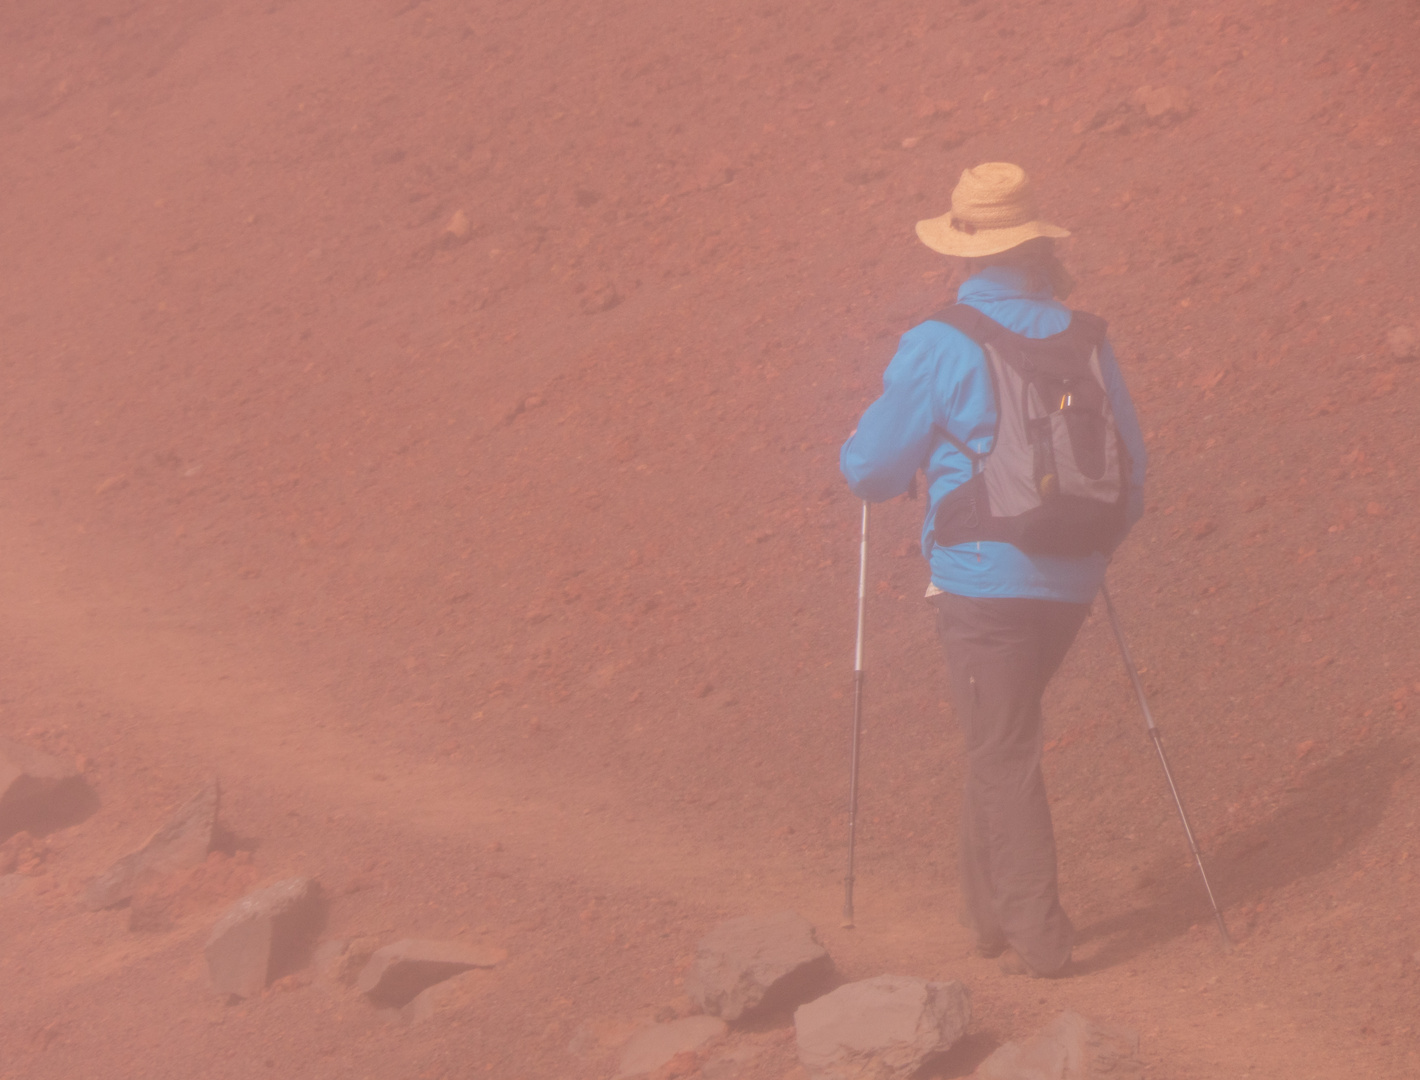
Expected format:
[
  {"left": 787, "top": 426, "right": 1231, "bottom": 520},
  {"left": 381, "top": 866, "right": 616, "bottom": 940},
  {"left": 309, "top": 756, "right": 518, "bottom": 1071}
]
[{"left": 2, "top": 1, "right": 1418, "bottom": 1077}]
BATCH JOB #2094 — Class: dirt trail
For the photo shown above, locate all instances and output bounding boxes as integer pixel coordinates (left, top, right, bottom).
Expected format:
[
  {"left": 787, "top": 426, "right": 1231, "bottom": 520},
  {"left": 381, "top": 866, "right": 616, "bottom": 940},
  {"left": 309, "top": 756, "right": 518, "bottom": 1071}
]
[
  {"left": 0, "top": 517, "right": 1389, "bottom": 1080},
  {"left": 3, "top": 0, "right": 1420, "bottom": 1078}
]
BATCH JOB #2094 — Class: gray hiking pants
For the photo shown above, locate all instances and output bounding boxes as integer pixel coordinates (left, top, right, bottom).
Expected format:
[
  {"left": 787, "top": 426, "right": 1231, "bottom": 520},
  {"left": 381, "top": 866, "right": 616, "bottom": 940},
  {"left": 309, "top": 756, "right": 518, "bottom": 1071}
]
[{"left": 933, "top": 592, "right": 1090, "bottom": 975}]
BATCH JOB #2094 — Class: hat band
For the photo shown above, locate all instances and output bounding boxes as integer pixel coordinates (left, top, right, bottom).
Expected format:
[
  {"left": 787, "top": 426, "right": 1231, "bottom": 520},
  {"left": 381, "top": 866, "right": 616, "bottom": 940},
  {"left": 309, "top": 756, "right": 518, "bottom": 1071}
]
[{"left": 950, "top": 216, "right": 977, "bottom": 235}]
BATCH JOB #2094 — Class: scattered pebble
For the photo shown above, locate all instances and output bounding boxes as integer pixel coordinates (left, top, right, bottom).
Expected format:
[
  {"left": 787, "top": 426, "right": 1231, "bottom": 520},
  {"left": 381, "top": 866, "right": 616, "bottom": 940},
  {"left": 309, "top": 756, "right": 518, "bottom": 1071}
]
[
  {"left": 1132, "top": 84, "right": 1192, "bottom": 123},
  {"left": 441, "top": 209, "right": 472, "bottom": 245}
]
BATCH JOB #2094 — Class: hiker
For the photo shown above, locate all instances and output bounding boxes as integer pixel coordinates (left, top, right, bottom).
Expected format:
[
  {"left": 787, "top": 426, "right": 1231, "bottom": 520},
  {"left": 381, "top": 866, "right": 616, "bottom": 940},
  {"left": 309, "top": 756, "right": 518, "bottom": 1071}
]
[{"left": 840, "top": 162, "right": 1147, "bottom": 978}]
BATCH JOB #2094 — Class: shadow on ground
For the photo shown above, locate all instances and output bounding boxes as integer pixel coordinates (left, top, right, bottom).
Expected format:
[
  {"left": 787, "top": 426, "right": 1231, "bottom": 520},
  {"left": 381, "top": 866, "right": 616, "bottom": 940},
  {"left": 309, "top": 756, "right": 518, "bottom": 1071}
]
[
  {"left": 0, "top": 775, "right": 100, "bottom": 843},
  {"left": 1072, "top": 737, "right": 1412, "bottom": 972},
  {"left": 917, "top": 1031, "right": 1002, "bottom": 1078}
]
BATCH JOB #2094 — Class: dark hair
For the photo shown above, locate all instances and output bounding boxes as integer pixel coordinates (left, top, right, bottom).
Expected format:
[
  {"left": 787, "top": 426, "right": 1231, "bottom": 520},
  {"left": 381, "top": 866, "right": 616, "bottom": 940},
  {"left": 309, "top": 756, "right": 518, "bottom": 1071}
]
[{"left": 965, "top": 237, "right": 1074, "bottom": 298}]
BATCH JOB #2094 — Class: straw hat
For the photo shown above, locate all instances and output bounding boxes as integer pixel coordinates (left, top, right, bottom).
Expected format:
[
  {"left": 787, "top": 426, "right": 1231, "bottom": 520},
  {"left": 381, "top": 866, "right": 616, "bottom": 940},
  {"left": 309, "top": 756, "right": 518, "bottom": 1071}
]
[{"left": 915, "top": 162, "right": 1070, "bottom": 258}]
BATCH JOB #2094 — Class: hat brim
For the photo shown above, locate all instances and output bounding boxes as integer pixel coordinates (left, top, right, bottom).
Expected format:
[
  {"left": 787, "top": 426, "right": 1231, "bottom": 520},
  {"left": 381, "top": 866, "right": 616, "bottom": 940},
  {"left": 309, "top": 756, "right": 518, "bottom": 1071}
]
[{"left": 915, "top": 213, "right": 1070, "bottom": 258}]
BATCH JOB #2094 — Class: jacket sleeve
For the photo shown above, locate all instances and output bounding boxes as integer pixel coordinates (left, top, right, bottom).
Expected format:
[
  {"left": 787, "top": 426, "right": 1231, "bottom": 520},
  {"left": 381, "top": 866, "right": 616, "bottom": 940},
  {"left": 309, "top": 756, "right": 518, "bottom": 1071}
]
[
  {"left": 839, "top": 326, "right": 943, "bottom": 502},
  {"left": 1097, "top": 339, "right": 1147, "bottom": 530}
]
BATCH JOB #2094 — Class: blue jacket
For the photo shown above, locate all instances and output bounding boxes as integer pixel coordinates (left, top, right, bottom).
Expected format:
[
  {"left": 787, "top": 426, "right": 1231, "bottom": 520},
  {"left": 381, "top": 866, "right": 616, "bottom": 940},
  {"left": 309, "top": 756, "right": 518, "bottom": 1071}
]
[{"left": 840, "top": 267, "right": 1147, "bottom": 603}]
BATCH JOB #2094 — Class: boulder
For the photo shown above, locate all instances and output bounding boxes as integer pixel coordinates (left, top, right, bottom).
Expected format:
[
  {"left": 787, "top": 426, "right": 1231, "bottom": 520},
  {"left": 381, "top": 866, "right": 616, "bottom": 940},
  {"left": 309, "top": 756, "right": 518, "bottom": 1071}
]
[
  {"left": 204, "top": 877, "right": 321, "bottom": 997},
  {"left": 617, "top": 1016, "right": 728, "bottom": 1078},
  {"left": 0, "top": 737, "right": 78, "bottom": 833},
  {"left": 976, "top": 1011, "right": 1141, "bottom": 1080},
  {"left": 794, "top": 975, "right": 971, "bottom": 1080},
  {"left": 356, "top": 938, "right": 507, "bottom": 1006},
  {"left": 686, "top": 911, "right": 833, "bottom": 1022},
  {"left": 83, "top": 780, "right": 219, "bottom": 910}
]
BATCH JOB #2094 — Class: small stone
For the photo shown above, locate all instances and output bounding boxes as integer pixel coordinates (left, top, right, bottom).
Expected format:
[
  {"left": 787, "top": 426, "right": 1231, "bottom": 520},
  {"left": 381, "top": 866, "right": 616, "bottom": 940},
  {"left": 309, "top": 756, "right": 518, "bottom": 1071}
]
[
  {"left": 83, "top": 780, "right": 219, "bottom": 910},
  {"left": 321, "top": 934, "right": 382, "bottom": 986},
  {"left": 617, "top": 1017, "right": 728, "bottom": 1079},
  {"left": 441, "top": 209, "right": 472, "bottom": 246},
  {"left": 0, "top": 737, "right": 79, "bottom": 832},
  {"left": 686, "top": 911, "right": 834, "bottom": 1023},
  {"left": 0, "top": 831, "right": 47, "bottom": 876},
  {"left": 357, "top": 938, "right": 507, "bottom": 1006},
  {"left": 977, "top": 1011, "right": 1141, "bottom": 1080},
  {"left": 1387, "top": 325, "right": 1416, "bottom": 361},
  {"left": 913, "top": 98, "right": 956, "bottom": 120},
  {"left": 794, "top": 975, "right": 971, "bottom": 1080},
  {"left": 579, "top": 281, "right": 622, "bottom": 314},
  {"left": 697, "top": 154, "right": 735, "bottom": 191},
  {"left": 654, "top": 994, "right": 699, "bottom": 1022},
  {"left": 1102, "top": 0, "right": 1147, "bottom": 35},
  {"left": 1131, "top": 85, "right": 1192, "bottom": 124},
  {"left": 312, "top": 938, "right": 350, "bottom": 986},
  {"left": 204, "top": 877, "right": 322, "bottom": 998}
]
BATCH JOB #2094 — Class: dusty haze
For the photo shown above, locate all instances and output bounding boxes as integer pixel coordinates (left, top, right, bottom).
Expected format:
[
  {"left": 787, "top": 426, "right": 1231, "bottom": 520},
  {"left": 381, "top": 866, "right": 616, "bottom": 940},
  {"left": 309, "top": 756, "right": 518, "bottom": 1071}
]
[{"left": 2, "top": 1, "right": 1418, "bottom": 1077}]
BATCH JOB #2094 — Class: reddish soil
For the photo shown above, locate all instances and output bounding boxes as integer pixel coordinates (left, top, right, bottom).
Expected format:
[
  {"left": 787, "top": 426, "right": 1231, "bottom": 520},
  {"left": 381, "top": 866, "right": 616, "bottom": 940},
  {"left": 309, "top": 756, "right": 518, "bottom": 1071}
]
[{"left": 2, "top": 1, "right": 1419, "bottom": 1077}]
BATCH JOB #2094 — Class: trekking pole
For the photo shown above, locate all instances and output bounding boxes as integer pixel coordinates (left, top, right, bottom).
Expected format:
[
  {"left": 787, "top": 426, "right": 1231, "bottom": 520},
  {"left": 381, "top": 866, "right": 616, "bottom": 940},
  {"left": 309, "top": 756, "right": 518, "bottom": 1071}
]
[
  {"left": 1100, "top": 583, "right": 1232, "bottom": 951},
  {"left": 842, "top": 500, "right": 869, "bottom": 928}
]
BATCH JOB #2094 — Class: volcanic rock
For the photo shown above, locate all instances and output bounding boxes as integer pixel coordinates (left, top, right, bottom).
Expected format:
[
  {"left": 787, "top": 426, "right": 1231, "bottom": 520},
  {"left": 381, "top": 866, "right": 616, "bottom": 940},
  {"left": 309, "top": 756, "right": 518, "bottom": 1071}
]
[
  {"left": 441, "top": 209, "right": 472, "bottom": 245},
  {"left": 401, "top": 967, "right": 499, "bottom": 1023},
  {"left": 1131, "top": 85, "right": 1192, "bottom": 124},
  {"left": 685, "top": 910, "right": 834, "bottom": 1023},
  {"left": 976, "top": 1010, "right": 1142, "bottom": 1080},
  {"left": 579, "top": 280, "right": 622, "bottom": 314},
  {"left": 617, "top": 1016, "right": 728, "bottom": 1078},
  {"left": 204, "top": 876, "right": 322, "bottom": 998},
  {"left": 82, "top": 780, "right": 219, "bottom": 910},
  {"left": 0, "top": 736, "right": 78, "bottom": 833},
  {"left": 794, "top": 975, "right": 971, "bottom": 1080},
  {"left": 356, "top": 938, "right": 507, "bottom": 1006},
  {"left": 312, "top": 938, "right": 350, "bottom": 983},
  {"left": 0, "top": 831, "right": 47, "bottom": 876}
]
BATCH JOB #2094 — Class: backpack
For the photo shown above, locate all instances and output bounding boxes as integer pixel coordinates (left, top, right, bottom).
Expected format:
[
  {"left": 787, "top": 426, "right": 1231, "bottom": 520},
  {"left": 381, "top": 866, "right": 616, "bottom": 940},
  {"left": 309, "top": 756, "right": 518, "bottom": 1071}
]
[{"left": 929, "top": 304, "right": 1128, "bottom": 558}]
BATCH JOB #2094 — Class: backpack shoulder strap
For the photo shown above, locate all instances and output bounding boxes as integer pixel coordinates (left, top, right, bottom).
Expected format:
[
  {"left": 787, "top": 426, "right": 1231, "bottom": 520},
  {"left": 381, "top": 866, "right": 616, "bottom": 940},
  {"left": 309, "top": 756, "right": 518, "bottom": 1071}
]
[
  {"left": 925, "top": 304, "right": 1000, "bottom": 463},
  {"left": 927, "top": 303, "right": 1002, "bottom": 345},
  {"left": 1063, "top": 310, "right": 1109, "bottom": 351},
  {"left": 938, "top": 426, "right": 980, "bottom": 462}
]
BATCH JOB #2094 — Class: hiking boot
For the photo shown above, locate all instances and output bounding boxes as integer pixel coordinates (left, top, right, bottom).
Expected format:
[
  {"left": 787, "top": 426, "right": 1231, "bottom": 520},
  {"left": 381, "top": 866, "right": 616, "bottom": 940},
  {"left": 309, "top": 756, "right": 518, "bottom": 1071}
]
[{"left": 998, "top": 948, "right": 1071, "bottom": 978}]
